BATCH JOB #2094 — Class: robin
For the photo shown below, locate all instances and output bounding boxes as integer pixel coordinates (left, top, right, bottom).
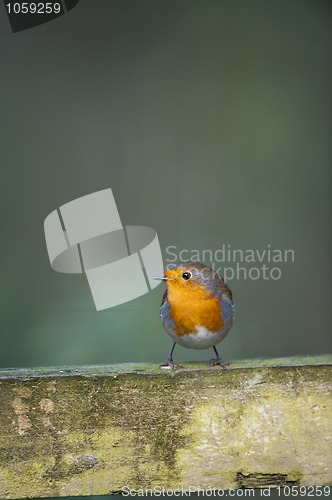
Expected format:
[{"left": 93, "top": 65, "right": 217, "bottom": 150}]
[{"left": 154, "top": 261, "right": 234, "bottom": 369}]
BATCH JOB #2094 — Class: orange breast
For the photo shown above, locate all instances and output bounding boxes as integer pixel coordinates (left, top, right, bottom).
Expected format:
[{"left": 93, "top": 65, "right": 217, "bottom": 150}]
[{"left": 167, "top": 283, "right": 223, "bottom": 336}]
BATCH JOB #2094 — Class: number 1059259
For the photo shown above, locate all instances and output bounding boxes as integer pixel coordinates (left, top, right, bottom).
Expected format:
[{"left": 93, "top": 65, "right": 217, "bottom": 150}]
[{"left": 6, "top": 3, "right": 61, "bottom": 14}]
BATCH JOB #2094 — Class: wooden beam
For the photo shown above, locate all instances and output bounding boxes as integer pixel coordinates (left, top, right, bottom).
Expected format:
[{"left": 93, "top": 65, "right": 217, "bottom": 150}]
[{"left": 0, "top": 355, "right": 331, "bottom": 498}]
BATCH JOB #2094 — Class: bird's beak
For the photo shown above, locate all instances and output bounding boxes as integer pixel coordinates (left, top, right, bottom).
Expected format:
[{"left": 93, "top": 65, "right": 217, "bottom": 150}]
[{"left": 153, "top": 274, "right": 172, "bottom": 281}]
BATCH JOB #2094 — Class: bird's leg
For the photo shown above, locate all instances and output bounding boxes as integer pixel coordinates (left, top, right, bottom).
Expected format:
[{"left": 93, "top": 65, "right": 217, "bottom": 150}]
[
  {"left": 160, "top": 342, "right": 176, "bottom": 369},
  {"left": 210, "top": 346, "right": 226, "bottom": 368}
]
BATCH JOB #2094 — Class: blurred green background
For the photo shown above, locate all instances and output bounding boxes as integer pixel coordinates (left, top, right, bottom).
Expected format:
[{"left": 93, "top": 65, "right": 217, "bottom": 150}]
[{"left": 0, "top": 0, "right": 331, "bottom": 369}]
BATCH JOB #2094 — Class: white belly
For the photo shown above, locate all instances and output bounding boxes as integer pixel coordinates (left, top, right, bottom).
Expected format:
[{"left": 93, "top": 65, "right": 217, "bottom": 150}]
[{"left": 168, "top": 324, "right": 231, "bottom": 350}]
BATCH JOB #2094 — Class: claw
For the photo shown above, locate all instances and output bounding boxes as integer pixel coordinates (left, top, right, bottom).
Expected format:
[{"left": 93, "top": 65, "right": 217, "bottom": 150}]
[
  {"left": 160, "top": 356, "right": 175, "bottom": 369},
  {"left": 210, "top": 346, "right": 228, "bottom": 368},
  {"left": 209, "top": 356, "right": 227, "bottom": 368},
  {"left": 161, "top": 342, "right": 177, "bottom": 369}
]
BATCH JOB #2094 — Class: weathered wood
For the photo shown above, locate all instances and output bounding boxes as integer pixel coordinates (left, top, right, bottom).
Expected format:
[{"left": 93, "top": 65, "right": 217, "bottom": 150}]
[{"left": 0, "top": 355, "right": 331, "bottom": 498}]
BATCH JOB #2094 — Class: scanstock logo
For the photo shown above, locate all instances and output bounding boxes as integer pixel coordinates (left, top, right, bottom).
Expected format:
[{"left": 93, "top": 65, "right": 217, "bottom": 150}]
[
  {"left": 44, "top": 188, "right": 164, "bottom": 311},
  {"left": 3, "top": 0, "right": 80, "bottom": 33}
]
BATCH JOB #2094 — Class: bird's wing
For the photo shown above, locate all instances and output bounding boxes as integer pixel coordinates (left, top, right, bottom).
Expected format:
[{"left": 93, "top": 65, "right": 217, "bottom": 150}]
[
  {"left": 160, "top": 289, "right": 168, "bottom": 307},
  {"left": 160, "top": 290, "right": 170, "bottom": 320},
  {"left": 218, "top": 290, "right": 234, "bottom": 325},
  {"left": 219, "top": 278, "right": 233, "bottom": 303}
]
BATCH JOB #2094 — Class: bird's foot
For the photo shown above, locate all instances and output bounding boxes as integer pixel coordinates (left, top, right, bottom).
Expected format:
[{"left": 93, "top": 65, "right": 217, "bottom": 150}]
[
  {"left": 209, "top": 356, "right": 228, "bottom": 369},
  {"left": 160, "top": 357, "right": 183, "bottom": 369},
  {"left": 160, "top": 356, "right": 175, "bottom": 369}
]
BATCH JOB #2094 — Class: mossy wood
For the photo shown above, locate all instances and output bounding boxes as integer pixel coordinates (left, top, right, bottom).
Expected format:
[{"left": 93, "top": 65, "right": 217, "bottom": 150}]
[{"left": 0, "top": 355, "right": 331, "bottom": 498}]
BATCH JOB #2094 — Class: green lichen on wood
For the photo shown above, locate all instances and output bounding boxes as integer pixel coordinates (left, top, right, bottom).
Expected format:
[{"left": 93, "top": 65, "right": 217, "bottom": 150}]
[
  {"left": 0, "top": 354, "right": 330, "bottom": 380},
  {"left": 0, "top": 355, "right": 331, "bottom": 499}
]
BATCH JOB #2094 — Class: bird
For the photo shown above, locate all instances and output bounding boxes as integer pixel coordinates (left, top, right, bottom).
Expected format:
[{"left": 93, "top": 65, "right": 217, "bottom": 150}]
[{"left": 154, "top": 261, "right": 234, "bottom": 369}]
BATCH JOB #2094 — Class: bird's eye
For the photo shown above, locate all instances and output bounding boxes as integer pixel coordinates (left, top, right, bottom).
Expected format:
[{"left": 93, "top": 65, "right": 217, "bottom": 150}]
[{"left": 181, "top": 272, "right": 192, "bottom": 280}]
